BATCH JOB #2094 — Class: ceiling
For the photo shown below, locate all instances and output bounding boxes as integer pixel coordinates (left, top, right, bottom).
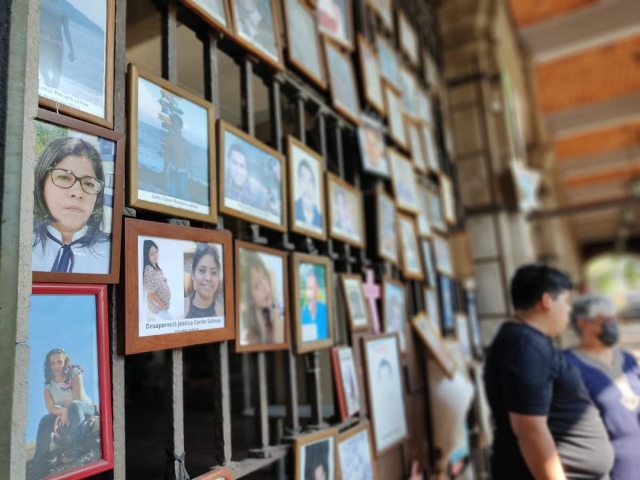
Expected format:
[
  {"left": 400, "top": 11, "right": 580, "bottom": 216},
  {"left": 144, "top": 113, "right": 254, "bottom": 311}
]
[{"left": 509, "top": 0, "right": 640, "bottom": 246}]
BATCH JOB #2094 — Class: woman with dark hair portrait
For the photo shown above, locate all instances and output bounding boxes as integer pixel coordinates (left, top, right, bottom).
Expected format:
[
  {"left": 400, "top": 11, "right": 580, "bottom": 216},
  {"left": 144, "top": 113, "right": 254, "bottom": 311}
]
[
  {"left": 184, "top": 243, "right": 223, "bottom": 319},
  {"left": 239, "top": 250, "right": 284, "bottom": 345},
  {"left": 32, "top": 136, "right": 110, "bottom": 274},
  {"left": 142, "top": 239, "right": 172, "bottom": 321},
  {"left": 30, "top": 348, "right": 99, "bottom": 477}
]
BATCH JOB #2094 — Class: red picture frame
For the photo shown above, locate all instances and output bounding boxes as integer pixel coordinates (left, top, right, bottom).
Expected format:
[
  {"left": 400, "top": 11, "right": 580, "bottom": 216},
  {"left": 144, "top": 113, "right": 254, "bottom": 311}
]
[
  {"left": 29, "top": 284, "right": 113, "bottom": 480},
  {"left": 331, "top": 345, "right": 362, "bottom": 421}
]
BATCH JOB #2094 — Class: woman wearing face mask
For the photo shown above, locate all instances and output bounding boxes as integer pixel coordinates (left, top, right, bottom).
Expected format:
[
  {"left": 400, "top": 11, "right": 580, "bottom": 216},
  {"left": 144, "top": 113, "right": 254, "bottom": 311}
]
[{"left": 564, "top": 294, "right": 640, "bottom": 480}]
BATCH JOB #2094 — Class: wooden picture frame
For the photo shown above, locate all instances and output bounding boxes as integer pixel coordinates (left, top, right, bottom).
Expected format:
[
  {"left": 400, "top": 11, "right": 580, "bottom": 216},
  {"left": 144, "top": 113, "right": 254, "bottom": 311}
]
[
  {"left": 336, "top": 421, "right": 378, "bottom": 480},
  {"left": 397, "top": 11, "right": 419, "bottom": 66},
  {"left": 340, "top": 274, "right": 372, "bottom": 331},
  {"left": 433, "top": 234, "right": 454, "bottom": 277},
  {"left": 27, "top": 284, "right": 113, "bottom": 479},
  {"left": 122, "top": 218, "right": 235, "bottom": 354},
  {"left": 291, "top": 253, "right": 334, "bottom": 354},
  {"left": 420, "top": 239, "right": 437, "bottom": 287},
  {"left": 327, "top": 173, "right": 365, "bottom": 248},
  {"left": 324, "top": 40, "right": 362, "bottom": 125},
  {"left": 399, "top": 66, "right": 418, "bottom": 119},
  {"left": 127, "top": 65, "right": 217, "bottom": 223},
  {"left": 287, "top": 136, "right": 328, "bottom": 241},
  {"left": 317, "top": 0, "right": 354, "bottom": 51},
  {"left": 428, "top": 187, "right": 447, "bottom": 234},
  {"left": 376, "top": 188, "right": 399, "bottom": 264},
  {"left": 412, "top": 313, "right": 457, "bottom": 378},
  {"left": 331, "top": 346, "right": 363, "bottom": 420},
  {"left": 367, "top": 0, "right": 393, "bottom": 32},
  {"left": 32, "top": 108, "right": 124, "bottom": 284},
  {"left": 362, "top": 333, "right": 409, "bottom": 456},
  {"left": 422, "top": 123, "right": 440, "bottom": 173},
  {"left": 229, "top": 0, "right": 285, "bottom": 71},
  {"left": 375, "top": 35, "right": 401, "bottom": 90},
  {"left": 397, "top": 214, "right": 424, "bottom": 280},
  {"left": 193, "top": 467, "right": 234, "bottom": 480},
  {"left": 357, "top": 34, "right": 385, "bottom": 115},
  {"left": 38, "top": 0, "right": 115, "bottom": 129},
  {"left": 381, "top": 276, "right": 408, "bottom": 355},
  {"left": 384, "top": 85, "right": 408, "bottom": 150},
  {"left": 234, "top": 241, "right": 290, "bottom": 353},
  {"left": 416, "top": 185, "right": 433, "bottom": 238},
  {"left": 282, "top": 0, "right": 327, "bottom": 89},
  {"left": 180, "top": 0, "right": 234, "bottom": 37},
  {"left": 294, "top": 428, "right": 338, "bottom": 480},
  {"left": 406, "top": 119, "right": 427, "bottom": 173},
  {"left": 388, "top": 148, "right": 419, "bottom": 214},
  {"left": 218, "top": 120, "right": 287, "bottom": 231},
  {"left": 358, "top": 116, "right": 390, "bottom": 178},
  {"left": 423, "top": 287, "right": 441, "bottom": 336}
]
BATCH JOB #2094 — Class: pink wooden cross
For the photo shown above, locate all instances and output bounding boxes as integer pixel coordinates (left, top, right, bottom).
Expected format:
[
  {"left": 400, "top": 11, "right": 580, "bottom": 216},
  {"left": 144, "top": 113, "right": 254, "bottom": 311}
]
[{"left": 362, "top": 269, "right": 381, "bottom": 333}]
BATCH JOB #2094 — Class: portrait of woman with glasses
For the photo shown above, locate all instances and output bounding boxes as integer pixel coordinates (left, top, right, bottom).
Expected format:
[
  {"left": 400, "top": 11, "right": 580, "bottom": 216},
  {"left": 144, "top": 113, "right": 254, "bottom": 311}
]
[{"left": 32, "top": 131, "right": 112, "bottom": 274}]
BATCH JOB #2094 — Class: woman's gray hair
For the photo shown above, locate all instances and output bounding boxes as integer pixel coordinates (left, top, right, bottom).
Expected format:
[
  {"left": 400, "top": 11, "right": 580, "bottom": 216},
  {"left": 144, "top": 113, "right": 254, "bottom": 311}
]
[{"left": 571, "top": 294, "right": 616, "bottom": 330}]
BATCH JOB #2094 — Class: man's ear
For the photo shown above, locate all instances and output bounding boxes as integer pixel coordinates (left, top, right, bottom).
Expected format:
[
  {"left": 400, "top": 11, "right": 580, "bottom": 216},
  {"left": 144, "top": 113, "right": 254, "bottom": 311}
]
[{"left": 540, "top": 292, "right": 553, "bottom": 311}]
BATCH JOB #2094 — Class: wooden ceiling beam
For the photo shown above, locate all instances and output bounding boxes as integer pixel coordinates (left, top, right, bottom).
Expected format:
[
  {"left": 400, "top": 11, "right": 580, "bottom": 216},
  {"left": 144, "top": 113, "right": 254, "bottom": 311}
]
[
  {"left": 555, "top": 121, "right": 640, "bottom": 159},
  {"left": 561, "top": 165, "right": 640, "bottom": 188}
]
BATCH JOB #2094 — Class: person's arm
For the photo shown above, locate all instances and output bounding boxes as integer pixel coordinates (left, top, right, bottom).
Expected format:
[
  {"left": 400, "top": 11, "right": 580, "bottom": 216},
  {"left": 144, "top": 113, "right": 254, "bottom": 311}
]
[
  {"left": 62, "top": 15, "right": 75, "bottom": 61},
  {"left": 44, "top": 388, "right": 69, "bottom": 426},
  {"left": 71, "top": 373, "right": 83, "bottom": 402},
  {"left": 510, "top": 413, "right": 567, "bottom": 480},
  {"left": 148, "top": 292, "right": 169, "bottom": 310}
]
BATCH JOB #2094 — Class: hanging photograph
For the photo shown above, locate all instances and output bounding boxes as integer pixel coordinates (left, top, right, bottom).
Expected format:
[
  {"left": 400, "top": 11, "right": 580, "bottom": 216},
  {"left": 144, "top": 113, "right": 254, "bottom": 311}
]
[
  {"left": 407, "top": 120, "right": 427, "bottom": 173},
  {"left": 397, "top": 214, "right": 423, "bottom": 280},
  {"left": 181, "top": 0, "right": 233, "bottom": 36},
  {"left": 287, "top": 136, "right": 327, "bottom": 240},
  {"left": 294, "top": 429, "right": 337, "bottom": 480},
  {"left": 218, "top": 121, "right": 286, "bottom": 231},
  {"left": 388, "top": 148, "right": 419, "bottom": 214},
  {"left": 384, "top": 86, "right": 408, "bottom": 150},
  {"left": 362, "top": 333, "right": 409, "bottom": 455},
  {"left": 397, "top": 11, "right": 419, "bottom": 66},
  {"left": 399, "top": 67, "right": 417, "bottom": 118},
  {"left": 123, "top": 219, "right": 234, "bottom": 354},
  {"left": 317, "top": 0, "right": 353, "bottom": 50},
  {"left": 340, "top": 274, "right": 371, "bottom": 331},
  {"left": 440, "top": 174, "right": 457, "bottom": 225},
  {"left": 376, "top": 35, "right": 401, "bottom": 90},
  {"left": 337, "top": 421, "right": 378, "bottom": 480},
  {"left": 32, "top": 109, "right": 124, "bottom": 284},
  {"left": 422, "top": 124, "right": 440, "bottom": 172},
  {"left": 367, "top": 0, "right": 392, "bottom": 32},
  {"left": 327, "top": 173, "right": 365, "bottom": 248},
  {"left": 428, "top": 188, "right": 447, "bottom": 233},
  {"left": 358, "top": 117, "right": 389, "bottom": 178},
  {"left": 357, "top": 35, "right": 385, "bottom": 114},
  {"left": 411, "top": 313, "right": 457, "bottom": 378},
  {"left": 376, "top": 189, "right": 398, "bottom": 264},
  {"left": 416, "top": 185, "right": 432, "bottom": 238},
  {"left": 283, "top": 0, "right": 327, "bottom": 89},
  {"left": 423, "top": 287, "right": 441, "bottom": 335},
  {"left": 331, "top": 346, "right": 362, "bottom": 420},
  {"left": 292, "top": 253, "right": 334, "bottom": 354},
  {"left": 433, "top": 234, "right": 454, "bottom": 277},
  {"left": 38, "top": 0, "right": 115, "bottom": 128},
  {"left": 235, "top": 241, "right": 289, "bottom": 352},
  {"left": 420, "top": 240, "right": 437, "bottom": 287},
  {"left": 231, "top": 0, "right": 284, "bottom": 70},
  {"left": 418, "top": 90, "right": 433, "bottom": 127},
  {"left": 325, "top": 41, "right": 361, "bottom": 125},
  {"left": 382, "top": 277, "right": 407, "bottom": 354},
  {"left": 127, "top": 66, "right": 216, "bottom": 223},
  {"left": 25, "top": 284, "right": 113, "bottom": 480}
]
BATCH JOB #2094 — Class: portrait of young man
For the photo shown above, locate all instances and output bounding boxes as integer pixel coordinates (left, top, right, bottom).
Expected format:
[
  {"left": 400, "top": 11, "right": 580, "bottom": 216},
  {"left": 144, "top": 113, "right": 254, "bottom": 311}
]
[
  {"left": 295, "top": 159, "right": 323, "bottom": 230},
  {"left": 224, "top": 142, "right": 267, "bottom": 211}
]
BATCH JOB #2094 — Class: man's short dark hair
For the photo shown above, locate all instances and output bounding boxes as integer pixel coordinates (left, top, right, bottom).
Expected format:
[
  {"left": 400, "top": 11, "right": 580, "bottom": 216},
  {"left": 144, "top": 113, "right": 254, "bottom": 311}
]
[
  {"left": 510, "top": 264, "right": 573, "bottom": 310},
  {"left": 297, "top": 159, "right": 315, "bottom": 184}
]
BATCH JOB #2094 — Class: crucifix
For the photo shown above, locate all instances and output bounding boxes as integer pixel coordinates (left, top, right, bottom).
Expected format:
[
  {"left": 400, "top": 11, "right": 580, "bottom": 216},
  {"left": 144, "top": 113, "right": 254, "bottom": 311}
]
[{"left": 362, "top": 269, "right": 381, "bottom": 333}]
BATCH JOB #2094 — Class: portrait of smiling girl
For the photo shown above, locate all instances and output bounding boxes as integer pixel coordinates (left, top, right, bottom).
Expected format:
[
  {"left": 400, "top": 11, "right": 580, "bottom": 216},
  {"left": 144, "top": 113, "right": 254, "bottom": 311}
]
[{"left": 184, "top": 243, "right": 224, "bottom": 319}]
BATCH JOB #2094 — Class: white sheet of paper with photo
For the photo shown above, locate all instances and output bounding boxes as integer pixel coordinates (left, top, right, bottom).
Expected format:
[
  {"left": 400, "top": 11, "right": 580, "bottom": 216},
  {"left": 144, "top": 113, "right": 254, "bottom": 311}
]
[{"left": 339, "top": 348, "right": 361, "bottom": 416}]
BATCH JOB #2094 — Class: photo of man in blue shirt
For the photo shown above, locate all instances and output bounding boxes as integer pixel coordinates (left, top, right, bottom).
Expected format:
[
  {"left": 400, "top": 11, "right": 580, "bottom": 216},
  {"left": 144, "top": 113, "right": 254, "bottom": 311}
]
[{"left": 300, "top": 264, "right": 328, "bottom": 342}]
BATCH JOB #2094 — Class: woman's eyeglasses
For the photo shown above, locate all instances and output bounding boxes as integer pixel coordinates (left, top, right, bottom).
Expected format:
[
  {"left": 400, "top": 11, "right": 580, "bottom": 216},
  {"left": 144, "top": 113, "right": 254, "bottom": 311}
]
[{"left": 49, "top": 168, "right": 104, "bottom": 195}]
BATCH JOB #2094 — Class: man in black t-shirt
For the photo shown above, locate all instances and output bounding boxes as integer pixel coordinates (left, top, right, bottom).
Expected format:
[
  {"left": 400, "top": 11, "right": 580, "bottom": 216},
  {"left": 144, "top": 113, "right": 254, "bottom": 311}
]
[{"left": 484, "top": 264, "right": 613, "bottom": 480}]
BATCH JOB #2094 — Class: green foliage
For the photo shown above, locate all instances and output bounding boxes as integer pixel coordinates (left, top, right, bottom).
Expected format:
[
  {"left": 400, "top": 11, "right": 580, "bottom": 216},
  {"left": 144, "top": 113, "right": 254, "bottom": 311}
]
[{"left": 35, "top": 122, "right": 68, "bottom": 156}]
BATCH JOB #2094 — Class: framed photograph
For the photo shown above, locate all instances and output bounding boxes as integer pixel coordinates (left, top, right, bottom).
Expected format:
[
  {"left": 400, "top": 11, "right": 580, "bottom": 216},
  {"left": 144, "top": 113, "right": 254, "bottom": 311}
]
[
  {"left": 218, "top": 121, "right": 286, "bottom": 231},
  {"left": 399, "top": 67, "right": 417, "bottom": 119},
  {"left": 418, "top": 90, "right": 433, "bottom": 127},
  {"left": 123, "top": 218, "right": 234, "bottom": 354},
  {"left": 282, "top": 0, "right": 327, "bottom": 89},
  {"left": 407, "top": 120, "right": 427, "bottom": 173},
  {"left": 331, "top": 346, "right": 362, "bottom": 420},
  {"left": 230, "top": 0, "right": 284, "bottom": 71},
  {"left": 423, "top": 287, "right": 441, "bottom": 335},
  {"left": 294, "top": 429, "right": 337, "bottom": 480},
  {"left": 439, "top": 275, "right": 455, "bottom": 334},
  {"left": 327, "top": 173, "right": 365, "bottom": 248},
  {"left": 235, "top": 241, "right": 289, "bottom": 352},
  {"left": 26, "top": 284, "right": 113, "bottom": 480},
  {"left": 336, "top": 421, "right": 378, "bottom": 480},
  {"left": 440, "top": 174, "right": 457, "bottom": 225},
  {"left": 288, "top": 137, "right": 327, "bottom": 240},
  {"left": 325, "top": 41, "right": 362, "bottom": 125},
  {"left": 384, "top": 86, "right": 408, "bottom": 150},
  {"left": 455, "top": 313, "right": 473, "bottom": 364},
  {"left": 367, "top": 0, "right": 392, "bottom": 31},
  {"left": 317, "top": 0, "right": 353, "bottom": 50},
  {"left": 433, "top": 234, "right": 454, "bottom": 277},
  {"left": 32, "top": 109, "right": 124, "bottom": 284},
  {"left": 362, "top": 333, "right": 409, "bottom": 455},
  {"left": 397, "top": 11, "right": 419, "bottom": 66},
  {"left": 376, "top": 189, "right": 398, "bottom": 264},
  {"left": 358, "top": 117, "right": 389, "bottom": 178},
  {"left": 388, "top": 148, "right": 419, "bottom": 214},
  {"left": 411, "top": 313, "right": 457, "bottom": 378},
  {"left": 127, "top": 65, "right": 217, "bottom": 223},
  {"left": 181, "top": 0, "right": 233, "bottom": 36},
  {"left": 397, "top": 214, "right": 423, "bottom": 280},
  {"left": 382, "top": 277, "right": 407, "bottom": 354},
  {"left": 422, "top": 124, "right": 440, "bottom": 173},
  {"left": 420, "top": 240, "right": 436, "bottom": 287},
  {"left": 357, "top": 35, "right": 385, "bottom": 114},
  {"left": 416, "top": 185, "right": 432, "bottom": 238},
  {"left": 38, "top": 0, "right": 115, "bottom": 128},
  {"left": 292, "top": 253, "right": 334, "bottom": 354},
  {"left": 428, "top": 188, "right": 447, "bottom": 233},
  {"left": 375, "top": 35, "right": 401, "bottom": 90},
  {"left": 340, "top": 274, "right": 371, "bottom": 331}
]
